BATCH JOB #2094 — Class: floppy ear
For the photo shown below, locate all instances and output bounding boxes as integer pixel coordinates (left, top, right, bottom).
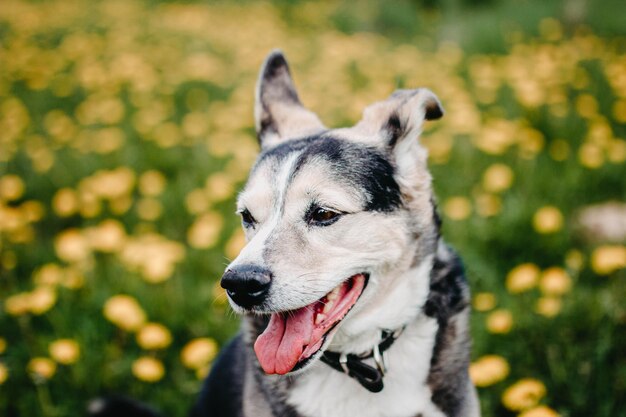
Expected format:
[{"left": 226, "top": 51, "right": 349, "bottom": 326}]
[
  {"left": 255, "top": 50, "right": 325, "bottom": 149},
  {"left": 352, "top": 88, "right": 444, "bottom": 192},
  {"left": 355, "top": 88, "right": 444, "bottom": 149}
]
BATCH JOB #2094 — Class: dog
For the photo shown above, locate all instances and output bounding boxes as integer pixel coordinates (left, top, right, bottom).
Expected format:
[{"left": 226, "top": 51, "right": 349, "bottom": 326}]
[
  {"left": 190, "top": 50, "right": 479, "bottom": 417},
  {"left": 91, "top": 50, "right": 479, "bottom": 417}
]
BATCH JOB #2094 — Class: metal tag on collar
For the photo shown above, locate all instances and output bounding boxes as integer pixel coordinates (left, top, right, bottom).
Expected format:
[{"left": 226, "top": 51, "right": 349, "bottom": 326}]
[{"left": 373, "top": 332, "right": 387, "bottom": 376}]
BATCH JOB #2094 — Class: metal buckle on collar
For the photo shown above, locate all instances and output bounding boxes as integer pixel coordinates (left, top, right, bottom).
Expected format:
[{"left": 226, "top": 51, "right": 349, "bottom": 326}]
[{"left": 339, "top": 352, "right": 349, "bottom": 374}]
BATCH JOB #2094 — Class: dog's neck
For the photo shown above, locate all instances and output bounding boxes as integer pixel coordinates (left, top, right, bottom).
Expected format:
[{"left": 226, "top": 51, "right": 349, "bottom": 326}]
[
  {"left": 286, "top": 311, "right": 447, "bottom": 417},
  {"left": 324, "top": 253, "right": 436, "bottom": 356}
]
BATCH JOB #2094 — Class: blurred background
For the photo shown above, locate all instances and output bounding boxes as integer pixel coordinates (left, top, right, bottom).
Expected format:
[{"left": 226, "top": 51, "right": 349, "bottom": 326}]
[{"left": 0, "top": 0, "right": 625, "bottom": 416}]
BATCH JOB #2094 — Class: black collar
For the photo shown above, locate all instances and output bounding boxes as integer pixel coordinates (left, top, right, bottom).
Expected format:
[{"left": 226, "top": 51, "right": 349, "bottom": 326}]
[{"left": 319, "top": 327, "right": 405, "bottom": 393}]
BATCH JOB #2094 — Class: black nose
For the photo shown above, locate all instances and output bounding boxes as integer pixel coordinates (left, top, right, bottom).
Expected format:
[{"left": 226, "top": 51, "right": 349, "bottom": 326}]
[{"left": 221, "top": 265, "right": 272, "bottom": 308}]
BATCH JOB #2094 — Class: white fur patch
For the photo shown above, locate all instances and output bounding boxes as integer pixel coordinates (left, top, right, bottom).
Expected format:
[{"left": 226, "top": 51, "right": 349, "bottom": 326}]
[
  {"left": 287, "top": 315, "right": 445, "bottom": 417},
  {"left": 286, "top": 257, "right": 446, "bottom": 417}
]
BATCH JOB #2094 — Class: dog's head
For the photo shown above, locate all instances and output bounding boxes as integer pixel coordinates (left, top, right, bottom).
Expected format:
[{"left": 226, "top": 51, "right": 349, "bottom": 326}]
[{"left": 221, "top": 50, "right": 443, "bottom": 375}]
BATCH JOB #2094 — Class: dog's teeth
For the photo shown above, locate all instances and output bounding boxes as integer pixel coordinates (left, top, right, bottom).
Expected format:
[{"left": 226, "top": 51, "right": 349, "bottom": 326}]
[
  {"left": 327, "top": 288, "right": 340, "bottom": 301},
  {"left": 322, "top": 300, "right": 334, "bottom": 314},
  {"left": 315, "top": 314, "right": 326, "bottom": 325}
]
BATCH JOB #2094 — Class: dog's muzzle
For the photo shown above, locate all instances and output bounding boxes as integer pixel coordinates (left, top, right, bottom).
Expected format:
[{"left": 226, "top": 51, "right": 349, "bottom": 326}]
[{"left": 221, "top": 265, "right": 272, "bottom": 309}]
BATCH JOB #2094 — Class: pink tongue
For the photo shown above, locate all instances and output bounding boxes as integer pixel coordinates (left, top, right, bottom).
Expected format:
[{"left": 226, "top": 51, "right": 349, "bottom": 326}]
[{"left": 254, "top": 306, "right": 316, "bottom": 375}]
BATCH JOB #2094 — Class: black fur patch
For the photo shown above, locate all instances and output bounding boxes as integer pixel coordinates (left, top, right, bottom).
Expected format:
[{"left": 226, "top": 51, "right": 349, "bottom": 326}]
[
  {"left": 385, "top": 112, "right": 404, "bottom": 147},
  {"left": 423, "top": 247, "right": 472, "bottom": 417},
  {"left": 258, "top": 114, "right": 279, "bottom": 144},
  {"left": 256, "top": 135, "right": 402, "bottom": 212},
  {"left": 261, "top": 53, "right": 300, "bottom": 105},
  {"left": 257, "top": 52, "right": 302, "bottom": 145},
  {"left": 88, "top": 396, "right": 162, "bottom": 417},
  {"left": 424, "top": 100, "right": 444, "bottom": 121}
]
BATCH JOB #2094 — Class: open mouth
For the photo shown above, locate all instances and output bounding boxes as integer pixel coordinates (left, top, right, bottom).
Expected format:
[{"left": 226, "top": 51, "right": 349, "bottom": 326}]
[{"left": 253, "top": 273, "right": 368, "bottom": 375}]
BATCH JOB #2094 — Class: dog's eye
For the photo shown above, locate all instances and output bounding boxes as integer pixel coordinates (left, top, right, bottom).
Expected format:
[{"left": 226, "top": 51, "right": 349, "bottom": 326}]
[
  {"left": 308, "top": 207, "right": 341, "bottom": 226},
  {"left": 239, "top": 209, "right": 256, "bottom": 228}
]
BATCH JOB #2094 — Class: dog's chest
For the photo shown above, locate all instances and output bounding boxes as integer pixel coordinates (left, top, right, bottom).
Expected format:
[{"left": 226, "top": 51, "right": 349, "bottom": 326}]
[{"left": 286, "top": 317, "right": 446, "bottom": 417}]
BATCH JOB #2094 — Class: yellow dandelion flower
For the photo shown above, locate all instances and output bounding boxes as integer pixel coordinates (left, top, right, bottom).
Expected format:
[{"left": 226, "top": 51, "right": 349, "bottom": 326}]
[
  {"left": 506, "top": 263, "right": 540, "bottom": 294},
  {"left": 109, "top": 195, "right": 133, "bottom": 215},
  {"left": 103, "top": 295, "right": 147, "bottom": 332},
  {"left": 33, "top": 263, "right": 64, "bottom": 287},
  {"left": 137, "top": 198, "right": 163, "bottom": 221},
  {"left": 205, "top": 173, "right": 234, "bottom": 202},
  {"left": 88, "top": 167, "right": 136, "bottom": 200},
  {"left": 186, "top": 189, "right": 210, "bottom": 215},
  {"left": 62, "top": 267, "right": 85, "bottom": 289},
  {"left": 52, "top": 188, "right": 79, "bottom": 217},
  {"left": 49, "top": 339, "right": 80, "bottom": 365},
  {"left": 539, "top": 267, "right": 571, "bottom": 296},
  {"left": 196, "top": 364, "right": 211, "bottom": 380},
  {"left": 502, "top": 378, "right": 547, "bottom": 411},
  {"left": 188, "top": 212, "right": 223, "bottom": 249},
  {"left": 86, "top": 219, "right": 127, "bottom": 253},
  {"left": 607, "top": 139, "right": 626, "bottom": 163},
  {"left": 9, "top": 223, "right": 35, "bottom": 244},
  {"left": 21, "top": 200, "right": 45, "bottom": 222},
  {"left": 137, "top": 323, "right": 173, "bottom": 350},
  {"left": 213, "top": 282, "right": 228, "bottom": 306},
  {"left": 475, "top": 193, "right": 502, "bottom": 217},
  {"left": 487, "top": 309, "right": 513, "bottom": 334},
  {"left": 565, "top": 249, "right": 584, "bottom": 272},
  {"left": 0, "top": 175, "right": 25, "bottom": 201},
  {"left": 139, "top": 170, "right": 167, "bottom": 197},
  {"left": 0, "top": 363, "right": 7, "bottom": 385},
  {"left": 29, "top": 144, "right": 55, "bottom": 173},
  {"left": 469, "top": 355, "right": 510, "bottom": 387},
  {"left": 152, "top": 122, "right": 182, "bottom": 148},
  {"left": 4, "top": 293, "right": 31, "bottom": 316},
  {"left": 119, "top": 233, "right": 185, "bottom": 283},
  {"left": 533, "top": 206, "right": 563, "bottom": 234},
  {"left": 181, "top": 338, "right": 219, "bottom": 370},
  {"left": 591, "top": 245, "right": 626, "bottom": 275},
  {"left": 43, "top": 110, "right": 76, "bottom": 143},
  {"left": 91, "top": 127, "right": 125, "bottom": 154},
  {"left": 535, "top": 297, "right": 562, "bottom": 317},
  {"left": 518, "top": 128, "right": 545, "bottom": 159},
  {"left": 519, "top": 405, "right": 560, "bottom": 417},
  {"left": 28, "top": 287, "right": 57, "bottom": 315},
  {"left": 54, "top": 228, "right": 90, "bottom": 263},
  {"left": 575, "top": 94, "right": 598, "bottom": 118},
  {"left": 78, "top": 190, "right": 102, "bottom": 218},
  {"left": 578, "top": 143, "right": 604, "bottom": 169},
  {"left": 473, "top": 292, "right": 496, "bottom": 312},
  {"left": 444, "top": 197, "right": 472, "bottom": 221},
  {"left": 613, "top": 99, "right": 626, "bottom": 124},
  {"left": 182, "top": 112, "right": 209, "bottom": 138},
  {"left": 27, "top": 357, "right": 56, "bottom": 380},
  {"left": 143, "top": 258, "right": 175, "bottom": 284},
  {"left": 421, "top": 133, "right": 452, "bottom": 164},
  {"left": 132, "top": 357, "right": 165, "bottom": 383},
  {"left": 225, "top": 228, "right": 246, "bottom": 260}
]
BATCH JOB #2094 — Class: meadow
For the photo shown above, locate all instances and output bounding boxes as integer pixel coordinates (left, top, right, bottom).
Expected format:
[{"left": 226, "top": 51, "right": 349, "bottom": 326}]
[{"left": 0, "top": 0, "right": 625, "bottom": 416}]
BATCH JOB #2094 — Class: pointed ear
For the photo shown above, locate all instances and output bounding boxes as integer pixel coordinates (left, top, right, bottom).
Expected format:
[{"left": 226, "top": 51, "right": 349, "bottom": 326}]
[
  {"left": 254, "top": 50, "right": 325, "bottom": 149},
  {"left": 355, "top": 88, "right": 443, "bottom": 148}
]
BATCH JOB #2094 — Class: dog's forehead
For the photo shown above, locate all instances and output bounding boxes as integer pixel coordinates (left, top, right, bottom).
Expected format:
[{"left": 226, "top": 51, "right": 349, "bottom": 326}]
[{"left": 240, "top": 134, "right": 402, "bottom": 212}]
